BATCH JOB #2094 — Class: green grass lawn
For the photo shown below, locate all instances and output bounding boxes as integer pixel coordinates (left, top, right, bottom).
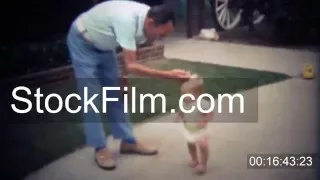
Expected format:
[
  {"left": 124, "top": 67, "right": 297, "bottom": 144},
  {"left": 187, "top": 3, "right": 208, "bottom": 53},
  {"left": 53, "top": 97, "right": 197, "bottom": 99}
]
[{"left": 3, "top": 59, "right": 291, "bottom": 179}]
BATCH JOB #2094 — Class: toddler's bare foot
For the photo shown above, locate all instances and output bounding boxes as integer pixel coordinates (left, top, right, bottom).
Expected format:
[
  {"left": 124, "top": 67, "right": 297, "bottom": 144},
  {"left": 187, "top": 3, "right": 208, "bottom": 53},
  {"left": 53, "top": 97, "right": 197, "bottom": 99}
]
[
  {"left": 194, "top": 164, "right": 207, "bottom": 175},
  {"left": 188, "top": 160, "right": 198, "bottom": 168}
]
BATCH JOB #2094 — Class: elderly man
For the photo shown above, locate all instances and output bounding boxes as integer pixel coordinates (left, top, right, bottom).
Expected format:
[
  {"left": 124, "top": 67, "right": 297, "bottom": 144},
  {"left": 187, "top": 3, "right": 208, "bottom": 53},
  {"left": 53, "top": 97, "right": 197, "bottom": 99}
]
[{"left": 66, "top": 0, "right": 190, "bottom": 170}]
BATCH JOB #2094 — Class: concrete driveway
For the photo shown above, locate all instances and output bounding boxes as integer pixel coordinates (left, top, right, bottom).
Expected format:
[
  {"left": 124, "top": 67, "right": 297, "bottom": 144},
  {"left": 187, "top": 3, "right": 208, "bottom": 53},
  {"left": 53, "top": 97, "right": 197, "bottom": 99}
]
[{"left": 24, "top": 38, "right": 319, "bottom": 180}]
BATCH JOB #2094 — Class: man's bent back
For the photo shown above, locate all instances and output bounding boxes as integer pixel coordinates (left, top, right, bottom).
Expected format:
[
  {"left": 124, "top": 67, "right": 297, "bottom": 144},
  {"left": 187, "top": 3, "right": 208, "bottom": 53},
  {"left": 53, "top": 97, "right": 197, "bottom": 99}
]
[{"left": 76, "top": 0, "right": 150, "bottom": 52}]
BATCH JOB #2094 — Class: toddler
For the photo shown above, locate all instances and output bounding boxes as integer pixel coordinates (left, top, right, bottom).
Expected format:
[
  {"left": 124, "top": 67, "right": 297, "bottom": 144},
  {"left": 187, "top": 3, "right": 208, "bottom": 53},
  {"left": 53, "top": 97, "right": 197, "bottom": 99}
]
[{"left": 177, "top": 74, "right": 214, "bottom": 174}]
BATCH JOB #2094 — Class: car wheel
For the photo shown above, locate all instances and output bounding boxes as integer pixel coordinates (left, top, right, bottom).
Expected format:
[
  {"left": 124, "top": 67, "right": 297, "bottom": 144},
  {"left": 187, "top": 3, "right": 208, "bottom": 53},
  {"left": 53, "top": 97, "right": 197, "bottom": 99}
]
[{"left": 210, "top": 0, "right": 242, "bottom": 31}]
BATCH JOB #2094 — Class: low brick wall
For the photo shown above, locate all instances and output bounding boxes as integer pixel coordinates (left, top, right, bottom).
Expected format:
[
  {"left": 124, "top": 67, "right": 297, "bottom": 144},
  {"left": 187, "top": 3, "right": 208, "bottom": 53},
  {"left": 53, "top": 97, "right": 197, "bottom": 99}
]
[
  {"left": 3, "top": 44, "right": 165, "bottom": 87},
  {"left": 137, "top": 43, "right": 164, "bottom": 62},
  {"left": 118, "top": 43, "right": 164, "bottom": 67}
]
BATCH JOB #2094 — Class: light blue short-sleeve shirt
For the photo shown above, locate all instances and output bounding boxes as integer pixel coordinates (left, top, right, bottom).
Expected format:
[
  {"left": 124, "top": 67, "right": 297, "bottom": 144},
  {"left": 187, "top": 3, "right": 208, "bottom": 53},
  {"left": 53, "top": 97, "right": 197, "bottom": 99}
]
[{"left": 77, "top": 0, "right": 150, "bottom": 51}]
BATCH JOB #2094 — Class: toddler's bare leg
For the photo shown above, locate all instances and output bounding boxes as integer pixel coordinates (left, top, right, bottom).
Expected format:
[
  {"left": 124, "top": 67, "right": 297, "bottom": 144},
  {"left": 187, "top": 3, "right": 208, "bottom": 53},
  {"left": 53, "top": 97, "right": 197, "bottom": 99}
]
[
  {"left": 187, "top": 142, "right": 198, "bottom": 168},
  {"left": 195, "top": 137, "right": 209, "bottom": 174}
]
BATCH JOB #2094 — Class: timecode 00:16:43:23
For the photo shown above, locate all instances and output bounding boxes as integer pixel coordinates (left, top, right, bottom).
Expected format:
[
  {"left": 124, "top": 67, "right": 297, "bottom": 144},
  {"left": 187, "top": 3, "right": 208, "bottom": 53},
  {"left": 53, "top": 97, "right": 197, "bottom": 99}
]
[{"left": 247, "top": 153, "right": 318, "bottom": 169}]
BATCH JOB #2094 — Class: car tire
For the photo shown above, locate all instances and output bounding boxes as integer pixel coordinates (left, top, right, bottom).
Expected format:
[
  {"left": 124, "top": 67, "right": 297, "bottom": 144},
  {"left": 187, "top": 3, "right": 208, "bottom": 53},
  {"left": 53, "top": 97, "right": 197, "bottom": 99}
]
[{"left": 209, "top": 0, "right": 243, "bottom": 31}]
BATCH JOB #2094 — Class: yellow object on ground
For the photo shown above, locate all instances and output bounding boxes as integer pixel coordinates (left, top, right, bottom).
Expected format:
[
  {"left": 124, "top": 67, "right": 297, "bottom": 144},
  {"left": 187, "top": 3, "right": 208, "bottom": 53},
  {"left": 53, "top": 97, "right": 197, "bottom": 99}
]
[{"left": 302, "top": 64, "right": 315, "bottom": 79}]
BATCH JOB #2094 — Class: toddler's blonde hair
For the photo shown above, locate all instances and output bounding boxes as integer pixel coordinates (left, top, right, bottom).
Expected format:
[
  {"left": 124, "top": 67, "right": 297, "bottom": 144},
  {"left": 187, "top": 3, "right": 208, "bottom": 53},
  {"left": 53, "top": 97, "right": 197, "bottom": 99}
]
[{"left": 180, "top": 74, "right": 204, "bottom": 95}]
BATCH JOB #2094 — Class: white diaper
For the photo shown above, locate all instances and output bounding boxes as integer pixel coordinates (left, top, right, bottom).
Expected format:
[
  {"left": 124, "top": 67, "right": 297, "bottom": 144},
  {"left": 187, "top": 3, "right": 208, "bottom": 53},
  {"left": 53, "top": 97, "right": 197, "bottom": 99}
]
[{"left": 179, "top": 123, "right": 209, "bottom": 143}]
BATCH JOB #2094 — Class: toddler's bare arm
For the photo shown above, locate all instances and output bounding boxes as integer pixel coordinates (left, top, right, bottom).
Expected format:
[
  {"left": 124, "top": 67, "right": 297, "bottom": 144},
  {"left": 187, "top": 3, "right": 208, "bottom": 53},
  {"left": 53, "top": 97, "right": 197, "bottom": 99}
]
[
  {"left": 198, "top": 112, "right": 214, "bottom": 127},
  {"left": 176, "top": 110, "right": 184, "bottom": 122},
  {"left": 202, "top": 112, "right": 214, "bottom": 122}
]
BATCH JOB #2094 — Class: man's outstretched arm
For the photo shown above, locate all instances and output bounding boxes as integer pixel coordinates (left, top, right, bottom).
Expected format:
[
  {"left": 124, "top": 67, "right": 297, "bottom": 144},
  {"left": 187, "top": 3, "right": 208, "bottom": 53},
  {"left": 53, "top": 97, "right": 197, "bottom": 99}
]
[{"left": 122, "top": 49, "right": 183, "bottom": 79}]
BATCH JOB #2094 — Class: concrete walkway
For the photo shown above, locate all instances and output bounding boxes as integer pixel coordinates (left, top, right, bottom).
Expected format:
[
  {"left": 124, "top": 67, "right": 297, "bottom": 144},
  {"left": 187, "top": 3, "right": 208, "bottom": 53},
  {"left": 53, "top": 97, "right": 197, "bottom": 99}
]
[{"left": 24, "top": 39, "right": 319, "bottom": 180}]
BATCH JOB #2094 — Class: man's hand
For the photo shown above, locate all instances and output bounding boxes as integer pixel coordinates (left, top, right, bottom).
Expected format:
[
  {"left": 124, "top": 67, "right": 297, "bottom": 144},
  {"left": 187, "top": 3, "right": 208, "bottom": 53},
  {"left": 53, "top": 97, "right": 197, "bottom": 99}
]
[
  {"left": 165, "top": 69, "right": 191, "bottom": 81},
  {"left": 122, "top": 48, "right": 191, "bottom": 81}
]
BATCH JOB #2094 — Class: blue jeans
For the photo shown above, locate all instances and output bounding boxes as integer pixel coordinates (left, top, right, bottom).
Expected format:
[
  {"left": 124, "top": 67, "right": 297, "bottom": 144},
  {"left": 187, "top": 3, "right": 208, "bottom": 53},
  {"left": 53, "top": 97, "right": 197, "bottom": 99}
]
[{"left": 66, "top": 20, "right": 136, "bottom": 149}]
